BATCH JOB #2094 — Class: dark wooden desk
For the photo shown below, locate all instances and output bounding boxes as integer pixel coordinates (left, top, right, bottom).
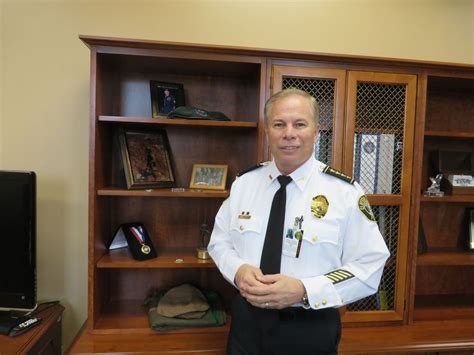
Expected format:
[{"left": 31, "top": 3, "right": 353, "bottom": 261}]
[{"left": 0, "top": 304, "right": 64, "bottom": 355}]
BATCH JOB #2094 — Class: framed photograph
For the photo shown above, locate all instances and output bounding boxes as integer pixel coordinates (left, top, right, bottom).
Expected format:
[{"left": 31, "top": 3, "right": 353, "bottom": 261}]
[
  {"left": 119, "top": 128, "right": 175, "bottom": 189},
  {"left": 467, "top": 208, "right": 474, "bottom": 250},
  {"left": 189, "top": 164, "right": 228, "bottom": 191},
  {"left": 434, "top": 149, "right": 473, "bottom": 175},
  {"left": 150, "top": 80, "right": 185, "bottom": 117}
]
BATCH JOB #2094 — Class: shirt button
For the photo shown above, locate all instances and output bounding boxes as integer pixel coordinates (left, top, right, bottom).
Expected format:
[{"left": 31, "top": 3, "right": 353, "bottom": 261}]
[
  {"left": 239, "top": 225, "right": 244, "bottom": 231},
  {"left": 322, "top": 300, "right": 327, "bottom": 305},
  {"left": 314, "top": 302, "right": 320, "bottom": 308},
  {"left": 312, "top": 236, "right": 318, "bottom": 242}
]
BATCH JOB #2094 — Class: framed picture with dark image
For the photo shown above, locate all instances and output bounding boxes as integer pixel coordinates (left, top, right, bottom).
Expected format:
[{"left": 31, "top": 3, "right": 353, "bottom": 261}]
[
  {"left": 119, "top": 128, "right": 175, "bottom": 189},
  {"left": 467, "top": 208, "right": 474, "bottom": 250},
  {"left": 190, "top": 164, "right": 228, "bottom": 191},
  {"left": 150, "top": 80, "right": 185, "bottom": 117}
]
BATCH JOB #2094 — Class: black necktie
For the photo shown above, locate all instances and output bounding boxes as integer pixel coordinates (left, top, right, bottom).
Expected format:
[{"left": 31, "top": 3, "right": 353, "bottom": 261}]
[
  {"left": 257, "top": 175, "right": 292, "bottom": 333},
  {"left": 260, "top": 175, "right": 292, "bottom": 275}
]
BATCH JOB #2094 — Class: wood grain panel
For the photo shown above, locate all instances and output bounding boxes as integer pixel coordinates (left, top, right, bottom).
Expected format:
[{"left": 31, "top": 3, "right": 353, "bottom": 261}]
[
  {"left": 104, "top": 268, "right": 234, "bottom": 306},
  {"left": 425, "top": 77, "right": 474, "bottom": 132},
  {"left": 420, "top": 203, "right": 473, "bottom": 250},
  {"left": 415, "top": 266, "right": 474, "bottom": 294}
]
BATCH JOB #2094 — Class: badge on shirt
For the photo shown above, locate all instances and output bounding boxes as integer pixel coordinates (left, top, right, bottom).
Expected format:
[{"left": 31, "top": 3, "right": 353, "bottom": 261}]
[
  {"left": 358, "top": 195, "right": 376, "bottom": 222},
  {"left": 311, "top": 195, "right": 329, "bottom": 219},
  {"left": 283, "top": 216, "right": 304, "bottom": 258}
]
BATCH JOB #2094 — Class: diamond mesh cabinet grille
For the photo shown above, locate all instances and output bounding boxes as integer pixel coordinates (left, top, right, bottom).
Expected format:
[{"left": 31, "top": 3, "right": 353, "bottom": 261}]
[
  {"left": 352, "top": 83, "right": 406, "bottom": 195},
  {"left": 282, "top": 77, "right": 335, "bottom": 165},
  {"left": 347, "top": 205, "right": 399, "bottom": 311},
  {"left": 280, "top": 74, "right": 412, "bottom": 316}
]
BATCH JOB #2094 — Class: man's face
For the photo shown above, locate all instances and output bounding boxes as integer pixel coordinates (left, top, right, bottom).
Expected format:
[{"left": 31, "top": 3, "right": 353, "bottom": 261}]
[{"left": 265, "top": 94, "right": 318, "bottom": 175}]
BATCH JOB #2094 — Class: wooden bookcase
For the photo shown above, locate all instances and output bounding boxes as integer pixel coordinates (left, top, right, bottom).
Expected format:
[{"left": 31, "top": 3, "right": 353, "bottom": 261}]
[
  {"left": 412, "top": 74, "right": 474, "bottom": 322},
  {"left": 83, "top": 36, "right": 267, "bottom": 334},
  {"left": 70, "top": 35, "right": 474, "bottom": 354}
]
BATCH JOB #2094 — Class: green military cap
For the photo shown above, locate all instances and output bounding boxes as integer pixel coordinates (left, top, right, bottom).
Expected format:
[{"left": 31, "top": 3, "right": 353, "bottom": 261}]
[
  {"left": 167, "top": 106, "right": 231, "bottom": 121},
  {"left": 157, "top": 283, "right": 210, "bottom": 319}
]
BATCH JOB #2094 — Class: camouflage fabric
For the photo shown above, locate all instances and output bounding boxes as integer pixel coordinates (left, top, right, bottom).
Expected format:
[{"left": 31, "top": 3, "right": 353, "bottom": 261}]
[
  {"left": 145, "top": 286, "right": 226, "bottom": 332},
  {"left": 157, "top": 283, "right": 209, "bottom": 319}
]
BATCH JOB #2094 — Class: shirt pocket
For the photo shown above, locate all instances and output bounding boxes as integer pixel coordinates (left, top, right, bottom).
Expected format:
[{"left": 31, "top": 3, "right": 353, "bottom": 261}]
[
  {"left": 299, "top": 219, "right": 341, "bottom": 266},
  {"left": 230, "top": 216, "right": 263, "bottom": 259}
]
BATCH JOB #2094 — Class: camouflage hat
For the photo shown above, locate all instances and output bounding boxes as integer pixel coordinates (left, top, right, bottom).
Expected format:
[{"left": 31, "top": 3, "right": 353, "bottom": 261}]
[
  {"left": 167, "top": 106, "right": 231, "bottom": 121},
  {"left": 157, "top": 283, "right": 210, "bottom": 319}
]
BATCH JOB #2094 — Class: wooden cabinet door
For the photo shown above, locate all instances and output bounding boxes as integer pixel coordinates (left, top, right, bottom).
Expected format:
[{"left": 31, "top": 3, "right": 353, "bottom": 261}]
[
  {"left": 343, "top": 71, "right": 417, "bottom": 323},
  {"left": 271, "top": 65, "right": 346, "bottom": 169},
  {"left": 271, "top": 66, "right": 417, "bottom": 323}
]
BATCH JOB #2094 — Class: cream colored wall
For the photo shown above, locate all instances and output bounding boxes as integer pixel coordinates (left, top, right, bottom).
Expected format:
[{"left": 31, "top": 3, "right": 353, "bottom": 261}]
[{"left": 1, "top": 0, "right": 472, "bottom": 350}]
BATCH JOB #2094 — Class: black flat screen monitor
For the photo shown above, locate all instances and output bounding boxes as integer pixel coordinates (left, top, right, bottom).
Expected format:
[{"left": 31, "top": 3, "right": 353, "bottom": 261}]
[{"left": 0, "top": 171, "right": 36, "bottom": 311}]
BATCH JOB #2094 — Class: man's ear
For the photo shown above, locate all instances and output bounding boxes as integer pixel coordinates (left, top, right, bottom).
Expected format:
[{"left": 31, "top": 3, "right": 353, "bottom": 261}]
[{"left": 314, "top": 125, "right": 320, "bottom": 143}]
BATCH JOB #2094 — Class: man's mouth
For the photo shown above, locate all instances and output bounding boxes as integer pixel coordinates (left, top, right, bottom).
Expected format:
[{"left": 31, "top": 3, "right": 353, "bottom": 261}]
[{"left": 280, "top": 145, "right": 298, "bottom": 151}]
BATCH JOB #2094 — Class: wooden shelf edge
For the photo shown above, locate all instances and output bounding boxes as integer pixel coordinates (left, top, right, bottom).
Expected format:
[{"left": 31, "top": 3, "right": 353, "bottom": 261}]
[
  {"left": 420, "top": 194, "right": 474, "bottom": 202},
  {"left": 97, "top": 248, "right": 216, "bottom": 268},
  {"left": 425, "top": 130, "right": 474, "bottom": 138},
  {"left": 97, "top": 187, "right": 229, "bottom": 198},
  {"left": 413, "top": 294, "right": 474, "bottom": 321},
  {"left": 417, "top": 251, "right": 474, "bottom": 265},
  {"left": 99, "top": 115, "right": 258, "bottom": 128},
  {"left": 339, "top": 319, "right": 474, "bottom": 353},
  {"left": 68, "top": 324, "right": 229, "bottom": 354},
  {"left": 91, "top": 299, "right": 230, "bottom": 334},
  {"left": 90, "top": 324, "right": 230, "bottom": 335}
]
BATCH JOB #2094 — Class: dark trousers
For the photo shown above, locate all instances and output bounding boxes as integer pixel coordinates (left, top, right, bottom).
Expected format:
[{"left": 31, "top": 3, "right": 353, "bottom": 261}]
[{"left": 227, "top": 294, "right": 341, "bottom": 355}]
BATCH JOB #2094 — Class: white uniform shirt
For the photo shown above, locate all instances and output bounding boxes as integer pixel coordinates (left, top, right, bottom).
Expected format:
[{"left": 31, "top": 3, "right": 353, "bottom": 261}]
[{"left": 208, "top": 156, "right": 390, "bottom": 310}]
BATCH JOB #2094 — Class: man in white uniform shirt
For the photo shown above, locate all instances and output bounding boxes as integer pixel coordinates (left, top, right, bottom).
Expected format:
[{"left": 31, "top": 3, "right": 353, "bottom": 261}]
[{"left": 208, "top": 88, "right": 389, "bottom": 354}]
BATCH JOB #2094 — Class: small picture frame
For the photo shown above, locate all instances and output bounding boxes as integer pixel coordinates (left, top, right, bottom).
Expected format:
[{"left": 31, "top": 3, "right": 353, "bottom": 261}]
[
  {"left": 434, "top": 149, "right": 473, "bottom": 175},
  {"left": 150, "top": 80, "right": 185, "bottom": 117},
  {"left": 467, "top": 208, "right": 474, "bottom": 250},
  {"left": 189, "top": 164, "right": 228, "bottom": 191},
  {"left": 119, "top": 128, "right": 175, "bottom": 189}
]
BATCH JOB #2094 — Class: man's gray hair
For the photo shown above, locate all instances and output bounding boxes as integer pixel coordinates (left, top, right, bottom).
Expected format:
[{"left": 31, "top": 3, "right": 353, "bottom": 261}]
[{"left": 264, "top": 88, "right": 320, "bottom": 126}]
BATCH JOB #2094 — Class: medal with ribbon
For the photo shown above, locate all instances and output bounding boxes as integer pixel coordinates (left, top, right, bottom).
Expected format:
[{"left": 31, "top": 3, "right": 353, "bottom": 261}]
[{"left": 129, "top": 226, "right": 151, "bottom": 254}]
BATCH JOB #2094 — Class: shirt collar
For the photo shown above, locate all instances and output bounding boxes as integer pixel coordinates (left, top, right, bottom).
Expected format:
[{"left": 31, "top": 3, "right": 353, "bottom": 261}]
[
  {"left": 265, "top": 161, "right": 281, "bottom": 187},
  {"left": 266, "top": 156, "right": 321, "bottom": 191}
]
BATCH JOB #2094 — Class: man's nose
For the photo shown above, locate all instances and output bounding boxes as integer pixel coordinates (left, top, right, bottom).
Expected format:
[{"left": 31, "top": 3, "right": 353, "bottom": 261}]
[{"left": 283, "top": 125, "right": 296, "bottom": 139}]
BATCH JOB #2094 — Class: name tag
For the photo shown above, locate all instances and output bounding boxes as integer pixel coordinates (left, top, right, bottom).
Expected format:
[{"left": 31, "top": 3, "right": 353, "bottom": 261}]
[{"left": 448, "top": 175, "right": 474, "bottom": 187}]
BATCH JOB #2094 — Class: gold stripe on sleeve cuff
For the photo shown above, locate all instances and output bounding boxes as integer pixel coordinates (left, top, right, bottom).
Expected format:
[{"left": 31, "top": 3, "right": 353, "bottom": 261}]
[{"left": 325, "top": 269, "right": 355, "bottom": 284}]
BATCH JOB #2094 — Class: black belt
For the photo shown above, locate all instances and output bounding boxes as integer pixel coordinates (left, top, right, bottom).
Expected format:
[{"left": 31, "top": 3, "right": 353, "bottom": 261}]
[
  {"left": 278, "top": 307, "right": 309, "bottom": 321},
  {"left": 278, "top": 307, "right": 336, "bottom": 321}
]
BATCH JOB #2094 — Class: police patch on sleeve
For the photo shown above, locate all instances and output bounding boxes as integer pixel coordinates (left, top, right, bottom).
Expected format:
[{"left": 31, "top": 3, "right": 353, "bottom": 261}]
[
  {"left": 358, "top": 195, "right": 376, "bottom": 222},
  {"left": 325, "top": 269, "right": 354, "bottom": 284}
]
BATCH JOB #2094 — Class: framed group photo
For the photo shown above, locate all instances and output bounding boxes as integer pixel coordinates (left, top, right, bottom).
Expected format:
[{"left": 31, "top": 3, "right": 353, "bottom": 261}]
[
  {"left": 190, "top": 164, "right": 228, "bottom": 191},
  {"left": 119, "top": 128, "right": 176, "bottom": 189},
  {"left": 150, "top": 80, "right": 185, "bottom": 117}
]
